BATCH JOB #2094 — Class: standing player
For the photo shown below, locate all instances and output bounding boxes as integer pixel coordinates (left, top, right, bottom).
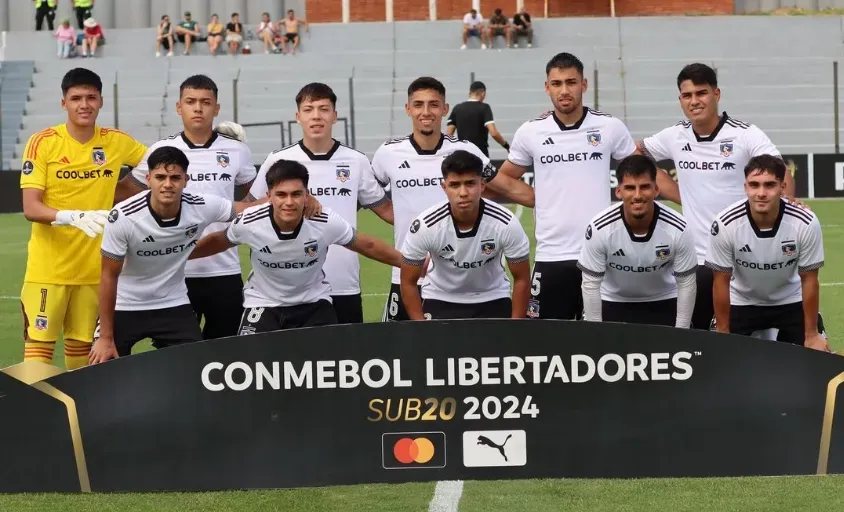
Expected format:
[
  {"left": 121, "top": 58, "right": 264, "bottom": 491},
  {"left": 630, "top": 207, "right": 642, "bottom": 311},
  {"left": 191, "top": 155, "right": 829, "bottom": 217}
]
[
  {"left": 90, "top": 147, "right": 237, "bottom": 363},
  {"left": 577, "top": 155, "right": 697, "bottom": 327},
  {"left": 705, "top": 155, "right": 829, "bottom": 351},
  {"left": 20, "top": 67, "right": 147, "bottom": 369},
  {"left": 637, "top": 63, "right": 798, "bottom": 330},
  {"left": 115, "top": 75, "right": 256, "bottom": 340},
  {"left": 400, "top": 151, "right": 531, "bottom": 320},
  {"left": 189, "top": 160, "right": 402, "bottom": 333},
  {"left": 372, "top": 76, "right": 534, "bottom": 322},
  {"left": 247, "top": 83, "right": 393, "bottom": 324},
  {"left": 497, "top": 52, "right": 637, "bottom": 320}
]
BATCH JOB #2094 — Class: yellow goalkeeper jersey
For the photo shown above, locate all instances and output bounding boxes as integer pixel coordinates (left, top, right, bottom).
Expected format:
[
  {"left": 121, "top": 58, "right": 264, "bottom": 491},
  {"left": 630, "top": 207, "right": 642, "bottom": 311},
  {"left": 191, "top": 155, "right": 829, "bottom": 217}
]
[{"left": 20, "top": 124, "right": 147, "bottom": 285}]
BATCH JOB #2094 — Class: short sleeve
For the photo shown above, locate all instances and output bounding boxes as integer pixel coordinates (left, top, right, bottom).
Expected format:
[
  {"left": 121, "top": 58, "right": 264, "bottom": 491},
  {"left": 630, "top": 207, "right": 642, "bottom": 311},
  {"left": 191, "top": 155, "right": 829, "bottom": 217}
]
[
  {"left": 235, "top": 145, "right": 257, "bottom": 185},
  {"left": 576, "top": 223, "right": 607, "bottom": 277},
  {"left": 101, "top": 209, "right": 131, "bottom": 261},
  {"left": 744, "top": 125, "right": 781, "bottom": 158},
  {"left": 206, "top": 195, "right": 236, "bottom": 223},
  {"left": 20, "top": 132, "right": 50, "bottom": 190},
  {"left": 704, "top": 219, "right": 733, "bottom": 272},
  {"left": 130, "top": 144, "right": 154, "bottom": 189},
  {"left": 400, "top": 218, "right": 429, "bottom": 266},
  {"left": 325, "top": 210, "right": 356, "bottom": 247},
  {"left": 370, "top": 145, "right": 391, "bottom": 186},
  {"left": 506, "top": 123, "right": 533, "bottom": 167},
  {"left": 609, "top": 118, "right": 636, "bottom": 161},
  {"left": 672, "top": 227, "right": 698, "bottom": 277},
  {"left": 483, "top": 104, "right": 494, "bottom": 125},
  {"left": 248, "top": 155, "right": 272, "bottom": 200},
  {"left": 121, "top": 133, "right": 148, "bottom": 168},
  {"left": 501, "top": 218, "right": 530, "bottom": 263},
  {"left": 798, "top": 216, "right": 824, "bottom": 273},
  {"left": 357, "top": 155, "right": 388, "bottom": 209},
  {"left": 225, "top": 213, "right": 245, "bottom": 245},
  {"left": 641, "top": 126, "right": 675, "bottom": 162},
  {"left": 446, "top": 107, "right": 456, "bottom": 127}
]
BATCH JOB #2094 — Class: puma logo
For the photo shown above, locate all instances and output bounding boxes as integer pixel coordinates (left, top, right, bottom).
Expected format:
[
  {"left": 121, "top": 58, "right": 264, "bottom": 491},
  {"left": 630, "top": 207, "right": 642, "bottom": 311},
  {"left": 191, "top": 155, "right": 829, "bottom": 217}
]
[{"left": 477, "top": 434, "right": 512, "bottom": 461}]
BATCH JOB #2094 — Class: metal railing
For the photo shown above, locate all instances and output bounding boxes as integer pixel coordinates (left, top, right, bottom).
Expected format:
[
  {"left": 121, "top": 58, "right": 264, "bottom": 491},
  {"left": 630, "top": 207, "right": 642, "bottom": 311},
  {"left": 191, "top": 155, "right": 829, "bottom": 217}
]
[{"left": 240, "top": 121, "right": 287, "bottom": 148}]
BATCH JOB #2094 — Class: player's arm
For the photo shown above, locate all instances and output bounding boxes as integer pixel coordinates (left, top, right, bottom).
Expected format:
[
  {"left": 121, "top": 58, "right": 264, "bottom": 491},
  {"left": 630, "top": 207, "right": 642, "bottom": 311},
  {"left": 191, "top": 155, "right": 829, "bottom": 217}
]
[
  {"left": 484, "top": 126, "right": 534, "bottom": 206},
  {"left": 711, "top": 270, "right": 731, "bottom": 333},
  {"left": 576, "top": 224, "right": 606, "bottom": 322},
  {"left": 114, "top": 134, "right": 150, "bottom": 204},
  {"left": 704, "top": 219, "right": 734, "bottom": 333},
  {"left": 635, "top": 136, "right": 681, "bottom": 204},
  {"left": 399, "top": 218, "right": 431, "bottom": 320},
  {"left": 91, "top": 213, "right": 130, "bottom": 364},
  {"left": 359, "top": 158, "right": 395, "bottom": 224},
  {"left": 23, "top": 187, "right": 109, "bottom": 236},
  {"left": 446, "top": 110, "right": 457, "bottom": 137},
  {"left": 190, "top": 230, "right": 238, "bottom": 259},
  {"left": 673, "top": 228, "right": 698, "bottom": 329},
  {"left": 20, "top": 135, "right": 59, "bottom": 225},
  {"left": 501, "top": 216, "right": 531, "bottom": 318},
  {"left": 797, "top": 217, "right": 829, "bottom": 351},
  {"left": 345, "top": 232, "right": 402, "bottom": 268},
  {"left": 483, "top": 104, "right": 509, "bottom": 150}
]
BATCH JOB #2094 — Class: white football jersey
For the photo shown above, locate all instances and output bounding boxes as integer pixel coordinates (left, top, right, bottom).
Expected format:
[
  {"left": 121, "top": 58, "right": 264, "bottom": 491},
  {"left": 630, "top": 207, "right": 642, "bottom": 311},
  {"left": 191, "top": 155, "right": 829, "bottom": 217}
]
[
  {"left": 249, "top": 140, "right": 386, "bottom": 296},
  {"left": 130, "top": 131, "right": 256, "bottom": 278},
  {"left": 226, "top": 205, "right": 356, "bottom": 308},
  {"left": 705, "top": 199, "right": 824, "bottom": 306},
  {"left": 401, "top": 199, "right": 530, "bottom": 304},
  {"left": 101, "top": 191, "right": 236, "bottom": 311},
  {"left": 371, "top": 133, "right": 497, "bottom": 284},
  {"left": 577, "top": 203, "right": 698, "bottom": 302},
  {"left": 507, "top": 107, "right": 637, "bottom": 262},
  {"left": 642, "top": 113, "right": 780, "bottom": 263}
]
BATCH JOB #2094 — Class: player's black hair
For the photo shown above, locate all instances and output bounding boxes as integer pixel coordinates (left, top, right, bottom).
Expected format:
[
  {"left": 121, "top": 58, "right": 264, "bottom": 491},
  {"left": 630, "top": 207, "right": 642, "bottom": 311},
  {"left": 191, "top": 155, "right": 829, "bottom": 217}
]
[
  {"left": 677, "top": 63, "right": 718, "bottom": 90},
  {"left": 161, "top": 14, "right": 169, "bottom": 20},
  {"left": 545, "top": 52, "right": 584, "bottom": 77},
  {"left": 744, "top": 154, "right": 786, "bottom": 181},
  {"left": 61, "top": 68, "right": 102, "bottom": 95},
  {"left": 408, "top": 77, "right": 446, "bottom": 99},
  {"left": 469, "top": 81, "right": 486, "bottom": 94},
  {"left": 267, "top": 159, "right": 310, "bottom": 189},
  {"left": 494, "top": 8, "right": 502, "bottom": 15},
  {"left": 441, "top": 150, "right": 484, "bottom": 178},
  {"left": 147, "top": 146, "right": 190, "bottom": 174},
  {"left": 180, "top": 74, "right": 218, "bottom": 99},
  {"left": 262, "top": 12, "right": 270, "bottom": 17},
  {"left": 616, "top": 154, "right": 657, "bottom": 184},
  {"left": 231, "top": 12, "right": 239, "bottom": 18},
  {"left": 296, "top": 82, "right": 337, "bottom": 109}
]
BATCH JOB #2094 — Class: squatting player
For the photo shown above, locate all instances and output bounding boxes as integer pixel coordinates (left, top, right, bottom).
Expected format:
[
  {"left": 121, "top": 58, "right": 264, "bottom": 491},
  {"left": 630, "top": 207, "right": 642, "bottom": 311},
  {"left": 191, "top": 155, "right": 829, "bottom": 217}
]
[
  {"left": 372, "top": 76, "right": 534, "bottom": 322},
  {"left": 247, "top": 82, "right": 394, "bottom": 324},
  {"left": 116, "top": 75, "right": 257, "bottom": 340},
  {"left": 637, "top": 63, "right": 798, "bottom": 330},
  {"left": 705, "top": 155, "right": 829, "bottom": 352},
  {"left": 90, "top": 147, "right": 237, "bottom": 363},
  {"left": 577, "top": 155, "right": 697, "bottom": 328},
  {"left": 20, "top": 67, "right": 147, "bottom": 369},
  {"left": 400, "top": 150, "right": 531, "bottom": 320},
  {"left": 497, "top": 52, "right": 637, "bottom": 320},
  {"left": 190, "top": 160, "right": 402, "bottom": 333}
]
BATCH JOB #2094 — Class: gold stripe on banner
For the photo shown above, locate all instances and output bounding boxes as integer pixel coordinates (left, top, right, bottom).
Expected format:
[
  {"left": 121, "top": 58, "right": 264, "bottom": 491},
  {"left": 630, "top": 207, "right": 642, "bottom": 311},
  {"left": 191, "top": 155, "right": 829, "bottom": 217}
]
[
  {"left": 0, "top": 361, "right": 90, "bottom": 492},
  {"left": 817, "top": 371, "right": 844, "bottom": 475}
]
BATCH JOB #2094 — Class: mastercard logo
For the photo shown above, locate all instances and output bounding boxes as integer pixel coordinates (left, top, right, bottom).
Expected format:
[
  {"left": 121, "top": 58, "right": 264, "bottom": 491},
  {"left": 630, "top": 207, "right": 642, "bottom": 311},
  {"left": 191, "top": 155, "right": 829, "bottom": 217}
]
[
  {"left": 382, "top": 431, "right": 446, "bottom": 470},
  {"left": 393, "top": 437, "right": 435, "bottom": 464}
]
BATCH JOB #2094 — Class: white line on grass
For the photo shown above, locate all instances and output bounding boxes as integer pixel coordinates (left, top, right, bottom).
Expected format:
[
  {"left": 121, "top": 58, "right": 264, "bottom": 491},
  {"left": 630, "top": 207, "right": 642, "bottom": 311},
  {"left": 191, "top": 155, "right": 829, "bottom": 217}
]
[{"left": 428, "top": 480, "right": 464, "bottom": 512}]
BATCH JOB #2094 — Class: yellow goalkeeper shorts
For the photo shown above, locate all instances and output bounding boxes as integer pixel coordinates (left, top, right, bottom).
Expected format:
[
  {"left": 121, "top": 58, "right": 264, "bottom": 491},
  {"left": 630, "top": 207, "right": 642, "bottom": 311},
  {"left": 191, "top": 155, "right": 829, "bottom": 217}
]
[{"left": 20, "top": 282, "right": 98, "bottom": 343}]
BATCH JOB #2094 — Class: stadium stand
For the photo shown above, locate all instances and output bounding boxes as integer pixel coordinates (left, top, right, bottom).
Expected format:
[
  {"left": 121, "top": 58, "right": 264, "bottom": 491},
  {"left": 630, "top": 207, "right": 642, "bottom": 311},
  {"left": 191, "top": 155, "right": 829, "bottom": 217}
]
[{"left": 1, "top": 16, "right": 843, "bottom": 170}]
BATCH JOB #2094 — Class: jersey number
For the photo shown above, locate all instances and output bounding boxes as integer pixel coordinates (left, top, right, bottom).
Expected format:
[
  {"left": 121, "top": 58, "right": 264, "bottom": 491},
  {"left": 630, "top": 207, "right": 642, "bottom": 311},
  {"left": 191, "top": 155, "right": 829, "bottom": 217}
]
[
  {"left": 388, "top": 293, "right": 400, "bottom": 318},
  {"left": 40, "top": 288, "right": 48, "bottom": 313},
  {"left": 246, "top": 307, "right": 265, "bottom": 324},
  {"left": 531, "top": 272, "right": 542, "bottom": 297}
]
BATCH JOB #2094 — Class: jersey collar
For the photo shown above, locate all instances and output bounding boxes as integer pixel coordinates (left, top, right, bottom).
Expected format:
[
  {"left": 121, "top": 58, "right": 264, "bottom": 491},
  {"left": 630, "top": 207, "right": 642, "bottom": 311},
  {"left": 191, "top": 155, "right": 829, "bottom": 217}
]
[
  {"left": 146, "top": 193, "right": 182, "bottom": 228},
  {"left": 450, "top": 199, "right": 485, "bottom": 239},
  {"left": 269, "top": 205, "right": 304, "bottom": 240},
  {"left": 621, "top": 202, "right": 660, "bottom": 243},
  {"left": 409, "top": 133, "right": 445, "bottom": 155},
  {"left": 298, "top": 139, "right": 341, "bottom": 160},
  {"left": 180, "top": 131, "right": 219, "bottom": 149},
  {"left": 551, "top": 106, "right": 588, "bottom": 132},
  {"left": 692, "top": 112, "right": 728, "bottom": 142},
  {"left": 746, "top": 199, "right": 785, "bottom": 238}
]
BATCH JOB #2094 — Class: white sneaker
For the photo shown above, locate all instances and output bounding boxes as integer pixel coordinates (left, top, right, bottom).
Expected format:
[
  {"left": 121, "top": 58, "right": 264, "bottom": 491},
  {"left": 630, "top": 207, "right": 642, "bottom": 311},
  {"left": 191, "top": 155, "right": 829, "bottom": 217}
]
[
  {"left": 156, "top": 51, "right": 161, "bottom": 57},
  {"left": 527, "top": 43, "right": 533, "bottom": 48},
  {"left": 460, "top": 44, "right": 467, "bottom": 50},
  {"left": 481, "top": 43, "right": 487, "bottom": 49},
  {"left": 167, "top": 51, "right": 173, "bottom": 57}
]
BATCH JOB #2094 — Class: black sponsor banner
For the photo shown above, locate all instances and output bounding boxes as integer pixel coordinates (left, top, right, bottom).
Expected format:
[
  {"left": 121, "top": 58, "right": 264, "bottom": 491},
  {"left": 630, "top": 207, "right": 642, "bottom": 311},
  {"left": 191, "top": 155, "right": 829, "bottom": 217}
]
[
  {"left": 812, "top": 154, "right": 844, "bottom": 198},
  {"left": 2, "top": 320, "right": 844, "bottom": 493}
]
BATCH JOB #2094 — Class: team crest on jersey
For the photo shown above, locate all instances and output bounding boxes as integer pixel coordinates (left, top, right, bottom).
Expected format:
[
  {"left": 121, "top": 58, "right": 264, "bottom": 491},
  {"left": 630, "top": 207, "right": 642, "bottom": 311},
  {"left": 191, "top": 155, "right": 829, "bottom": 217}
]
[
  {"left": 586, "top": 130, "right": 602, "bottom": 146},
  {"left": 92, "top": 147, "right": 107, "bottom": 166},
  {"left": 711, "top": 221, "right": 719, "bottom": 236},
  {"left": 585, "top": 224, "right": 593, "bottom": 240},
  {"left": 781, "top": 241, "right": 798, "bottom": 256},
  {"left": 22, "top": 160, "right": 34, "bottom": 175},
  {"left": 720, "top": 141, "right": 734, "bottom": 157},
  {"left": 527, "top": 299, "right": 540, "bottom": 318},
  {"left": 336, "top": 165, "right": 351, "bottom": 182},
  {"left": 304, "top": 241, "right": 319, "bottom": 257},
  {"left": 34, "top": 315, "right": 48, "bottom": 331},
  {"left": 185, "top": 224, "right": 199, "bottom": 238},
  {"left": 108, "top": 209, "right": 119, "bottom": 223},
  {"left": 216, "top": 152, "right": 230, "bottom": 167},
  {"left": 655, "top": 245, "right": 671, "bottom": 260},
  {"left": 481, "top": 240, "right": 496, "bottom": 255}
]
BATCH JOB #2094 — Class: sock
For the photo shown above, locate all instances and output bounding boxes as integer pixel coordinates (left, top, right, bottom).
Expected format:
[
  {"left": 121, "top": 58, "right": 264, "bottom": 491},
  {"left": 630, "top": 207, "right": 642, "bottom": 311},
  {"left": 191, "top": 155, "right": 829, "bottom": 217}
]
[
  {"left": 24, "top": 341, "right": 55, "bottom": 364},
  {"left": 64, "top": 340, "right": 91, "bottom": 370}
]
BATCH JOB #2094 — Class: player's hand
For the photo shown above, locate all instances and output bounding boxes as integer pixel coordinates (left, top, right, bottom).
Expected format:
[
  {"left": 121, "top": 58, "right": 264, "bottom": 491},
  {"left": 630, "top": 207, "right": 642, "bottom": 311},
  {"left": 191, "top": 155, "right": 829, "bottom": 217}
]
[
  {"left": 89, "top": 336, "right": 119, "bottom": 365},
  {"left": 304, "top": 195, "right": 323, "bottom": 218},
  {"left": 784, "top": 195, "right": 811, "bottom": 211},
  {"left": 805, "top": 332, "right": 831, "bottom": 353},
  {"left": 215, "top": 121, "right": 248, "bottom": 143},
  {"left": 52, "top": 210, "right": 110, "bottom": 238}
]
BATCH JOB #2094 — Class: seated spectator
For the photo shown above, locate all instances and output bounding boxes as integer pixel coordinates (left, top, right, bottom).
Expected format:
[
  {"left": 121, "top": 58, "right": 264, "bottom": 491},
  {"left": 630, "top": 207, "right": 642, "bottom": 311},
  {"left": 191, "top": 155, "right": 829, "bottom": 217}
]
[
  {"left": 512, "top": 7, "right": 533, "bottom": 48},
  {"left": 461, "top": 9, "right": 486, "bottom": 50},
  {"left": 257, "top": 12, "right": 281, "bottom": 54},
  {"left": 80, "top": 17, "right": 104, "bottom": 58},
  {"left": 487, "top": 8, "right": 511, "bottom": 48},
  {"left": 175, "top": 11, "right": 201, "bottom": 55},
  {"left": 225, "top": 13, "right": 243, "bottom": 55},
  {"left": 54, "top": 18, "right": 76, "bottom": 59},
  {"left": 155, "top": 14, "right": 174, "bottom": 58},
  {"left": 280, "top": 9, "right": 309, "bottom": 55},
  {"left": 207, "top": 14, "right": 224, "bottom": 55}
]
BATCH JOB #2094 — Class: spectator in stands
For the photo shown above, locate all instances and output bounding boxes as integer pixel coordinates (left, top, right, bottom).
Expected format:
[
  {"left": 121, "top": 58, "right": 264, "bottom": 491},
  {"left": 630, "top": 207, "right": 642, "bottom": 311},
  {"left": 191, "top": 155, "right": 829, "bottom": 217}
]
[
  {"left": 80, "top": 17, "right": 103, "bottom": 58},
  {"left": 280, "top": 9, "right": 309, "bottom": 55},
  {"left": 155, "top": 15, "right": 174, "bottom": 58},
  {"left": 73, "top": 0, "right": 93, "bottom": 30},
  {"left": 512, "top": 7, "right": 533, "bottom": 48},
  {"left": 206, "top": 14, "right": 224, "bottom": 55},
  {"left": 461, "top": 9, "right": 486, "bottom": 50},
  {"left": 226, "top": 13, "right": 244, "bottom": 55},
  {"left": 34, "top": 0, "right": 58, "bottom": 32},
  {"left": 257, "top": 12, "right": 281, "bottom": 54},
  {"left": 486, "top": 8, "right": 511, "bottom": 48},
  {"left": 447, "top": 81, "right": 510, "bottom": 157},
  {"left": 175, "top": 11, "right": 201, "bottom": 56},
  {"left": 54, "top": 18, "right": 76, "bottom": 59}
]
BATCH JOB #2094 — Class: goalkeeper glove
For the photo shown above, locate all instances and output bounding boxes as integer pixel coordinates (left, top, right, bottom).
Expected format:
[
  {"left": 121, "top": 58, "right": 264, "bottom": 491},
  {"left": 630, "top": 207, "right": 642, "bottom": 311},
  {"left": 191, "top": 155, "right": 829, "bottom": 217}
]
[
  {"left": 52, "top": 210, "right": 110, "bottom": 238},
  {"left": 216, "top": 121, "right": 248, "bottom": 143}
]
